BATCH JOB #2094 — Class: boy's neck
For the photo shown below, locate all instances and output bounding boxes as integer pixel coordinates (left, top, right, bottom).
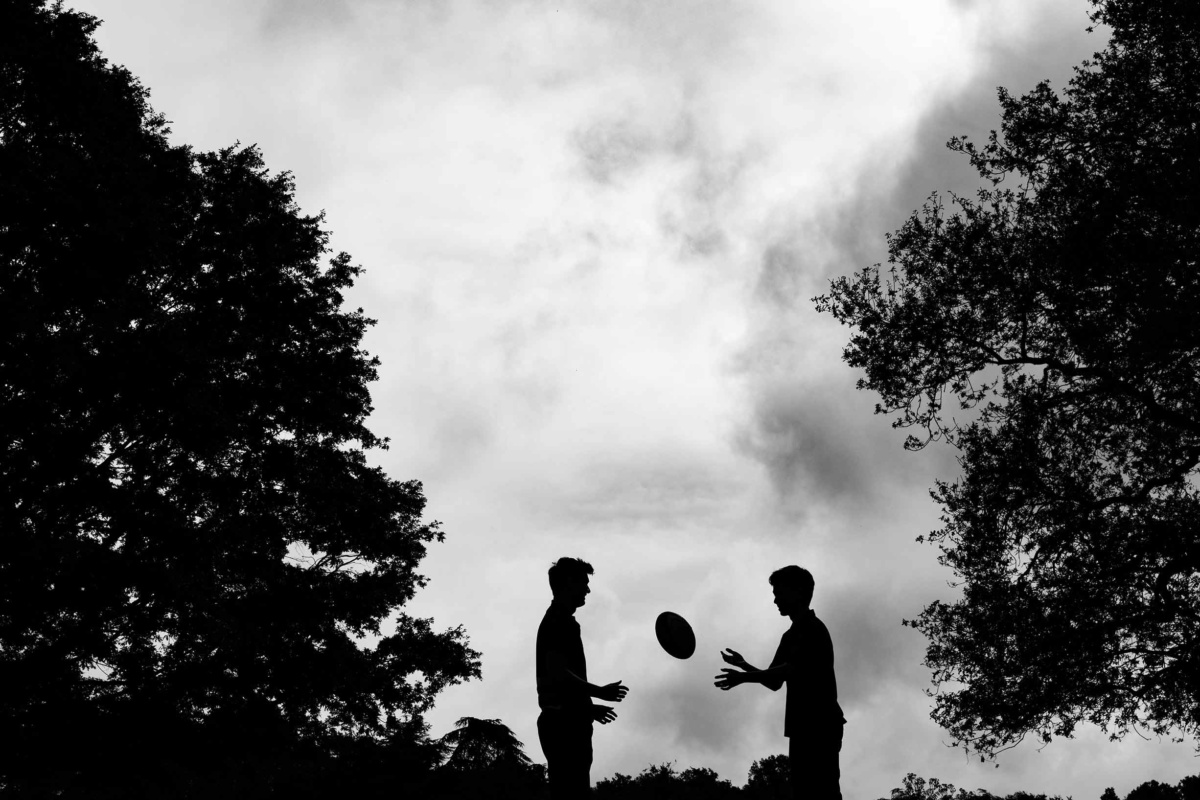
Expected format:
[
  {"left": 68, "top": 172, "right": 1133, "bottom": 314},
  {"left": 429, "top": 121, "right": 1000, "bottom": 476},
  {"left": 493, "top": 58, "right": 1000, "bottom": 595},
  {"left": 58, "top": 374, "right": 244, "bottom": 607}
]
[
  {"left": 550, "top": 598, "right": 576, "bottom": 614},
  {"left": 789, "top": 607, "right": 813, "bottom": 623}
]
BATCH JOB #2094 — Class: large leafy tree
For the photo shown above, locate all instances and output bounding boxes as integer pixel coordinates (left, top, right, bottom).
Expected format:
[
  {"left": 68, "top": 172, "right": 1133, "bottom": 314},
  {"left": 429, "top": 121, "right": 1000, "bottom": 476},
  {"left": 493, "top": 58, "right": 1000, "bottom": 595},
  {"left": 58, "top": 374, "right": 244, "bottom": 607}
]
[
  {"left": 0, "top": 0, "right": 478, "bottom": 792},
  {"left": 817, "top": 0, "right": 1200, "bottom": 757}
]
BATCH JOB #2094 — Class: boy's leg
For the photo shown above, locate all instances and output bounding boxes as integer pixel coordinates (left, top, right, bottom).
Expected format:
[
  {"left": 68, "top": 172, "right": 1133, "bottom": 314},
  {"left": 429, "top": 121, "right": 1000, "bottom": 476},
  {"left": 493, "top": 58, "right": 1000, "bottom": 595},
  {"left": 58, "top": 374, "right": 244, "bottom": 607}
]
[
  {"left": 538, "top": 712, "right": 594, "bottom": 800},
  {"left": 789, "top": 724, "right": 843, "bottom": 800}
]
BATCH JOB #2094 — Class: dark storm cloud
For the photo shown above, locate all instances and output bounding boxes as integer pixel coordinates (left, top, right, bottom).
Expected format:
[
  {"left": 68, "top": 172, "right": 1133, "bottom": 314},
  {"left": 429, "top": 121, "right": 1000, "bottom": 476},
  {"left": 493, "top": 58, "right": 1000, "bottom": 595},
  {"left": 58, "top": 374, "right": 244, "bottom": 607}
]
[
  {"left": 734, "top": 381, "right": 873, "bottom": 506},
  {"left": 731, "top": 292, "right": 954, "bottom": 519}
]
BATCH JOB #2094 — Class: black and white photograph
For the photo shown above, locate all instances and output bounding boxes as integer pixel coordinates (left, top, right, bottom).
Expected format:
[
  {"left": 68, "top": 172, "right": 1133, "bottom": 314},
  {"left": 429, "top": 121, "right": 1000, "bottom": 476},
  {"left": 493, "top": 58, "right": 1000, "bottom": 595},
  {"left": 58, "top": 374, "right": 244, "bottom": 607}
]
[{"left": 3, "top": 1, "right": 1198, "bottom": 797}]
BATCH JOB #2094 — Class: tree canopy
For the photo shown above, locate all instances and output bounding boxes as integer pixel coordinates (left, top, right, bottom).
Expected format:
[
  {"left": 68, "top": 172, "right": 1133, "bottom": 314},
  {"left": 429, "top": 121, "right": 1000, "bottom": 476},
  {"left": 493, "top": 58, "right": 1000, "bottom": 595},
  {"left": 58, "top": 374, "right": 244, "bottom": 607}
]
[
  {"left": 427, "top": 717, "right": 547, "bottom": 798},
  {"left": 0, "top": 1, "right": 478, "bottom": 793},
  {"left": 816, "top": 0, "right": 1200, "bottom": 757},
  {"left": 439, "top": 716, "right": 534, "bottom": 772},
  {"left": 744, "top": 753, "right": 791, "bottom": 799}
]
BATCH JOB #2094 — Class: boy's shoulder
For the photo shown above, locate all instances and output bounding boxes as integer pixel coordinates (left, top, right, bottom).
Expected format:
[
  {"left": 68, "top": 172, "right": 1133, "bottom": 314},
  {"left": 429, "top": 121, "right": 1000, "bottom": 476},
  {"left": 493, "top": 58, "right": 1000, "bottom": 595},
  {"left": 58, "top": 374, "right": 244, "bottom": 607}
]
[
  {"left": 539, "top": 604, "right": 579, "bottom": 633},
  {"left": 791, "top": 610, "right": 833, "bottom": 640}
]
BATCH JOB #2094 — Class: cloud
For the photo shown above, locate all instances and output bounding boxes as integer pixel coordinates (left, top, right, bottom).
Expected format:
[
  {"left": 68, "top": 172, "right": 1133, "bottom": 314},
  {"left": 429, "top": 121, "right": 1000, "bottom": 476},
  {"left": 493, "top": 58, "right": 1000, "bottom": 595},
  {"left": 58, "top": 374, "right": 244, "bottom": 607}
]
[
  {"left": 754, "top": 244, "right": 807, "bottom": 310},
  {"left": 560, "top": 454, "right": 745, "bottom": 528},
  {"left": 578, "top": 0, "right": 757, "bottom": 77},
  {"left": 573, "top": 112, "right": 692, "bottom": 185},
  {"left": 260, "top": 0, "right": 354, "bottom": 36},
  {"left": 824, "top": 581, "right": 936, "bottom": 704},
  {"left": 571, "top": 98, "right": 759, "bottom": 263},
  {"left": 735, "top": 381, "right": 872, "bottom": 506}
]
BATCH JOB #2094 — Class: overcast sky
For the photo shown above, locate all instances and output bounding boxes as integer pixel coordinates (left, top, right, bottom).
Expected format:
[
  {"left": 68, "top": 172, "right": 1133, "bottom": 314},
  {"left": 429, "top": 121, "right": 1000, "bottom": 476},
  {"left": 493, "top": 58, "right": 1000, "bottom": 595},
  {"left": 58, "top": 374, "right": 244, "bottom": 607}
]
[{"left": 75, "top": 1, "right": 1197, "bottom": 796}]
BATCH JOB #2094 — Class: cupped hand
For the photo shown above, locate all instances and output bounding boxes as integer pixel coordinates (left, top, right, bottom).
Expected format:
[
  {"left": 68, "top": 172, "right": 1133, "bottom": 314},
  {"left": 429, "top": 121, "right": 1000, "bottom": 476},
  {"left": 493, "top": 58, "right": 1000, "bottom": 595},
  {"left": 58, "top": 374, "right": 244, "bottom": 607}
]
[
  {"left": 720, "top": 648, "right": 749, "bottom": 670},
  {"left": 713, "top": 668, "right": 745, "bottom": 691},
  {"left": 597, "top": 680, "right": 628, "bottom": 703},
  {"left": 593, "top": 704, "right": 617, "bottom": 724}
]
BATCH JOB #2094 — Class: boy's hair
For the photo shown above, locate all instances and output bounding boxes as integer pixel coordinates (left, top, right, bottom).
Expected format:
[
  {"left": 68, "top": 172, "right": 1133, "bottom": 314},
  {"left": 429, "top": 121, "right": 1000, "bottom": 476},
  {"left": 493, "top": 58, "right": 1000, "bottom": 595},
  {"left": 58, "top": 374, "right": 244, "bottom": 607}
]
[
  {"left": 548, "top": 557, "right": 595, "bottom": 595},
  {"left": 769, "top": 565, "right": 814, "bottom": 608}
]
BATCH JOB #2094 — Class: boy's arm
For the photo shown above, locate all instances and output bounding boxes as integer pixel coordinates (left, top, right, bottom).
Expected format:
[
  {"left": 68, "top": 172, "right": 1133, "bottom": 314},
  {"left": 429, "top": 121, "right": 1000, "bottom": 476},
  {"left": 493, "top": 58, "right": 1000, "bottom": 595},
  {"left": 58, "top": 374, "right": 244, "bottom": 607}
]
[
  {"left": 561, "top": 668, "right": 627, "bottom": 702},
  {"left": 541, "top": 622, "right": 629, "bottom": 703},
  {"left": 720, "top": 648, "right": 761, "bottom": 672},
  {"left": 714, "top": 646, "right": 790, "bottom": 691},
  {"left": 544, "top": 650, "right": 595, "bottom": 694},
  {"left": 733, "top": 663, "right": 788, "bottom": 691}
]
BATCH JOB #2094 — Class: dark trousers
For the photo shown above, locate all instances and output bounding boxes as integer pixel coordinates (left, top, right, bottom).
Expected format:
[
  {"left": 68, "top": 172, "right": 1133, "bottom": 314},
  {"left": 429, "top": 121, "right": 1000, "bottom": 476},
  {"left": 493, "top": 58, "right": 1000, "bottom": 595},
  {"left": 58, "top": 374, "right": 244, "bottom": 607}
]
[
  {"left": 788, "top": 724, "right": 843, "bottom": 800},
  {"left": 538, "top": 711, "right": 593, "bottom": 800}
]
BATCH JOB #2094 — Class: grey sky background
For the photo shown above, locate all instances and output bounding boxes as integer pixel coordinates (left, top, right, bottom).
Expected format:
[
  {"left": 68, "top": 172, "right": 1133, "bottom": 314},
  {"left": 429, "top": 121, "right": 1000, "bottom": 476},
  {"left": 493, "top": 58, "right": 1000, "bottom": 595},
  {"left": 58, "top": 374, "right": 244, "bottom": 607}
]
[{"left": 75, "top": 1, "right": 1197, "bottom": 797}]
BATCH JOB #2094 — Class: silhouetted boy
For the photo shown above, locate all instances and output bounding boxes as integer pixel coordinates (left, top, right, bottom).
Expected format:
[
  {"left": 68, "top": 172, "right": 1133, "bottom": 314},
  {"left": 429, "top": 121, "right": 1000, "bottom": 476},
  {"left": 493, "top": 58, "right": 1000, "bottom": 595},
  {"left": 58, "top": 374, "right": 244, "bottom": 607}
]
[
  {"left": 714, "top": 565, "right": 845, "bottom": 800},
  {"left": 536, "top": 557, "right": 629, "bottom": 800}
]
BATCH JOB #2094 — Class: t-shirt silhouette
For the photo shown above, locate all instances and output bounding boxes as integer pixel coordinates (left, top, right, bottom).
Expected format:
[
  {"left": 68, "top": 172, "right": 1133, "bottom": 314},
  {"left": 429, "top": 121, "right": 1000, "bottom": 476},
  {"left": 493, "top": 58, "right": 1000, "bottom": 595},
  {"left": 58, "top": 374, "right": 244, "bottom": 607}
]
[
  {"left": 767, "top": 609, "right": 845, "bottom": 737},
  {"left": 536, "top": 603, "right": 591, "bottom": 719}
]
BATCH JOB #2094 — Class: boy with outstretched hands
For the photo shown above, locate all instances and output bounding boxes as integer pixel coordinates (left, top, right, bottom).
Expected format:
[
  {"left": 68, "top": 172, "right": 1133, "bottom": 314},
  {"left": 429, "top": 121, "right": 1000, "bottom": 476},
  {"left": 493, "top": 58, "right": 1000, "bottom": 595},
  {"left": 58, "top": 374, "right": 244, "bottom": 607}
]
[{"left": 715, "top": 565, "right": 845, "bottom": 800}]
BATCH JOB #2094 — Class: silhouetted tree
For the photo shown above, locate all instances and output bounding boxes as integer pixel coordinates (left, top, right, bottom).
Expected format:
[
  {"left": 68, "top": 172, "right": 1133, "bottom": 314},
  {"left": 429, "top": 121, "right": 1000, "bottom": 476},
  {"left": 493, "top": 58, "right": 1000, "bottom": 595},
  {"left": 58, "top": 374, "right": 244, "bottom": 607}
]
[
  {"left": 595, "top": 762, "right": 741, "bottom": 799},
  {"left": 1103, "top": 776, "right": 1200, "bottom": 800},
  {"left": 888, "top": 774, "right": 972, "bottom": 800},
  {"left": 0, "top": 1, "right": 479, "bottom": 794},
  {"left": 1105, "top": 774, "right": 1200, "bottom": 800},
  {"left": 817, "top": 0, "right": 1200, "bottom": 757},
  {"left": 1006, "top": 792, "right": 1064, "bottom": 800},
  {"left": 879, "top": 774, "right": 1071, "bottom": 800},
  {"left": 439, "top": 716, "right": 534, "bottom": 772},
  {"left": 1127, "top": 781, "right": 1183, "bottom": 800},
  {"left": 430, "top": 717, "right": 547, "bottom": 799},
  {"left": 744, "top": 753, "right": 790, "bottom": 799}
]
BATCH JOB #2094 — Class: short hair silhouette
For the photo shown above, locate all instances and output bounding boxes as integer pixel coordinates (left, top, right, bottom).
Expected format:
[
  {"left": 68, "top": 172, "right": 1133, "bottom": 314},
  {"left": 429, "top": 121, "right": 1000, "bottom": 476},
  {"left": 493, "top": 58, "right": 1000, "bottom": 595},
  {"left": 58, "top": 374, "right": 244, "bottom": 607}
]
[
  {"left": 548, "top": 557, "right": 594, "bottom": 595},
  {"left": 769, "top": 565, "right": 814, "bottom": 608}
]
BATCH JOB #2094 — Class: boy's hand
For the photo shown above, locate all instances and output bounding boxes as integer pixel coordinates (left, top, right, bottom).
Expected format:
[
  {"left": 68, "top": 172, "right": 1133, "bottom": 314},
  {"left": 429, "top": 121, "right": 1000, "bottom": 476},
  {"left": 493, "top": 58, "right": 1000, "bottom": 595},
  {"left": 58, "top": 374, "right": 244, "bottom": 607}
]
[
  {"left": 593, "top": 704, "right": 617, "bottom": 724},
  {"left": 596, "top": 680, "right": 628, "bottom": 702},
  {"left": 714, "top": 668, "right": 746, "bottom": 691},
  {"left": 720, "top": 648, "right": 749, "bottom": 670}
]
